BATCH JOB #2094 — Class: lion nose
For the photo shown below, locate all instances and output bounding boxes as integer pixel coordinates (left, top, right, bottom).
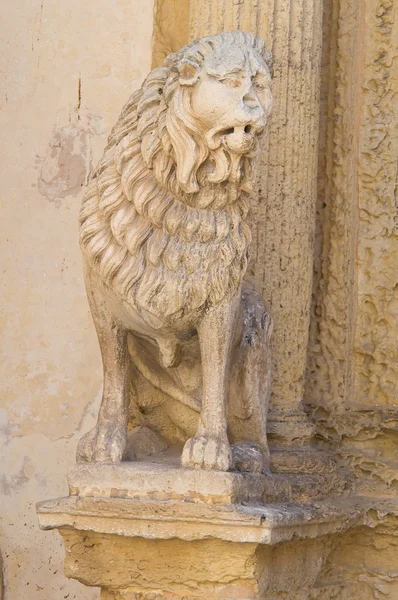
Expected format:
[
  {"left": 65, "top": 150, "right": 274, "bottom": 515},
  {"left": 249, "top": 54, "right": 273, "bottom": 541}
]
[
  {"left": 243, "top": 91, "right": 260, "bottom": 109},
  {"left": 242, "top": 91, "right": 265, "bottom": 125}
]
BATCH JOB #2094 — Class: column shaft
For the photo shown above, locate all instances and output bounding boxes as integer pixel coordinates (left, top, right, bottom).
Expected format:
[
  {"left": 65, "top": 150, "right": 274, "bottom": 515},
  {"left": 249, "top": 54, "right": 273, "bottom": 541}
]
[{"left": 190, "top": 1, "right": 322, "bottom": 437}]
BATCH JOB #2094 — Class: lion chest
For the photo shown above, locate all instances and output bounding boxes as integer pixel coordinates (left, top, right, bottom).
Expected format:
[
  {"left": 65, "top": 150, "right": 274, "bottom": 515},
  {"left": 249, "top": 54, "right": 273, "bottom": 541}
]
[{"left": 133, "top": 230, "right": 247, "bottom": 327}]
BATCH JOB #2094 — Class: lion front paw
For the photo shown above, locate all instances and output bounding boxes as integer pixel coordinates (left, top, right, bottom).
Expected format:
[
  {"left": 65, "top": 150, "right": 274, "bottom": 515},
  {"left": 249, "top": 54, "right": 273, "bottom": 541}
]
[
  {"left": 76, "top": 422, "right": 127, "bottom": 463},
  {"left": 181, "top": 434, "right": 232, "bottom": 471}
]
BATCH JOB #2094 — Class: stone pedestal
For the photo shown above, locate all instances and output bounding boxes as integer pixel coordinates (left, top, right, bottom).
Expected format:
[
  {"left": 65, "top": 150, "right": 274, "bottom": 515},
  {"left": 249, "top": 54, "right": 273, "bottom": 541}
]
[{"left": 37, "top": 460, "right": 360, "bottom": 599}]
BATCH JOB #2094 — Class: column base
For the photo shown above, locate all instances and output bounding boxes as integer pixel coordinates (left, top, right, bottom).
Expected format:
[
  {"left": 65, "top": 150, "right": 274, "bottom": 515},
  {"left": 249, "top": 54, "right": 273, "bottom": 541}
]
[{"left": 267, "top": 411, "right": 349, "bottom": 497}]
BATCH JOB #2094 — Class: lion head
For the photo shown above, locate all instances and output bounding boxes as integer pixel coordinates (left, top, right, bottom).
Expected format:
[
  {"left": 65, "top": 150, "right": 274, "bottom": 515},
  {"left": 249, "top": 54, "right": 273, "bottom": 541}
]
[
  {"left": 80, "top": 32, "right": 272, "bottom": 322},
  {"left": 138, "top": 31, "right": 272, "bottom": 200}
]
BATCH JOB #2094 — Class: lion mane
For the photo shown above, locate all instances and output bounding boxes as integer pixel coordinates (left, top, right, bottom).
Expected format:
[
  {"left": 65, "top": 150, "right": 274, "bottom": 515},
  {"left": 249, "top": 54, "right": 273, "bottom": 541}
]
[{"left": 79, "top": 31, "right": 270, "bottom": 326}]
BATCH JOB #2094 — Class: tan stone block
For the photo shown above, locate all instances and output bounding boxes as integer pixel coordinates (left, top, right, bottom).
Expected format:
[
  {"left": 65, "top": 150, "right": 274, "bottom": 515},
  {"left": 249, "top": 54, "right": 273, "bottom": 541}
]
[
  {"left": 37, "top": 493, "right": 361, "bottom": 546},
  {"left": 56, "top": 526, "right": 337, "bottom": 599},
  {"left": 68, "top": 461, "right": 287, "bottom": 505},
  {"left": 60, "top": 530, "right": 258, "bottom": 598}
]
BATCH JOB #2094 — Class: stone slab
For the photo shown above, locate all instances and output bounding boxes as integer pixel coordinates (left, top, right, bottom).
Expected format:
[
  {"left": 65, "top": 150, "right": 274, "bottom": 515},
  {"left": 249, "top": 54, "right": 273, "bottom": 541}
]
[
  {"left": 68, "top": 461, "right": 290, "bottom": 505},
  {"left": 36, "top": 494, "right": 362, "bottom": 546}
]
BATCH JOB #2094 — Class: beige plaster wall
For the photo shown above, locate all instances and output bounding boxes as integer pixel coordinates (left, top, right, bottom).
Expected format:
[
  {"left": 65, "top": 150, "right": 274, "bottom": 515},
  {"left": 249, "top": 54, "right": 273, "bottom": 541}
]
[{"left": 0, "top": 1, "right": 154, "bottom": 598}]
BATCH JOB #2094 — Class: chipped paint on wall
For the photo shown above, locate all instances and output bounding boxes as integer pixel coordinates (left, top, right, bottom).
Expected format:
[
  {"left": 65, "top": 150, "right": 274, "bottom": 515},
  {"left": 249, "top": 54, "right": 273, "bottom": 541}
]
[{"left": 38, "top": 113, "right": 104, "bottom": 204}]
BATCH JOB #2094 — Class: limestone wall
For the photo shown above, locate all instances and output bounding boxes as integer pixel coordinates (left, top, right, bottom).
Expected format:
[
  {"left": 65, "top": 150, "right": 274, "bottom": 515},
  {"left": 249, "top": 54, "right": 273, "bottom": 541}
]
[{"left": 0, "top": 1, "right": 154, "bottom": 598}]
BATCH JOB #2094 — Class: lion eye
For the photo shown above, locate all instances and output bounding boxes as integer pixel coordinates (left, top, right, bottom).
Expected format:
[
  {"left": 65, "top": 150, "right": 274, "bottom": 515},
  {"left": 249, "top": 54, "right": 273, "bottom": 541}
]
[
  {"left": 220, "top": 76, "right": 241, "bottom": 88},
  {"left": 253, "top": 80, "right": 266, "bottom": 91}
]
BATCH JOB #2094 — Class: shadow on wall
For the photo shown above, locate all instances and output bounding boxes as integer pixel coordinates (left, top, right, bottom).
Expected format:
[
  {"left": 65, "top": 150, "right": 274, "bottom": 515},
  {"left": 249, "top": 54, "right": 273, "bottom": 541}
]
[
  {"left": 152, "top": 0, "right": 190, "bottom": 67},
  {"left": 0, "top": 550, "right": 3, "bottom": 600}
]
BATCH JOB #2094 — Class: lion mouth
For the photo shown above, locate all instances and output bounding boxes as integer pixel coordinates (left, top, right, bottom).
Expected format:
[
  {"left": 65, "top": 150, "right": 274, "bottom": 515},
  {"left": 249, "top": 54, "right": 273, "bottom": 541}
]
[{"left": 219, "top": 125, "right": 264, "bottom": 154}]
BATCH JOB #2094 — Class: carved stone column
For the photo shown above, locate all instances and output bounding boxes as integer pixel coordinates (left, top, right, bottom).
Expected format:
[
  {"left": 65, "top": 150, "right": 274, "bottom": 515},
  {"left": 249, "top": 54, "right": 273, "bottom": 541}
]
[{"left": 190, "top": 0, "right": 323, "bottom": 456}]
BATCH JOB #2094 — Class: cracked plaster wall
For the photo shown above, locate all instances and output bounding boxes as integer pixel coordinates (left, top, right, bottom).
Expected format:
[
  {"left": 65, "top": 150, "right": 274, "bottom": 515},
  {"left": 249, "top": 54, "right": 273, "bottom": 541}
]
[{"left": 0, "top": 0, "right": 154, "bottom": 598}]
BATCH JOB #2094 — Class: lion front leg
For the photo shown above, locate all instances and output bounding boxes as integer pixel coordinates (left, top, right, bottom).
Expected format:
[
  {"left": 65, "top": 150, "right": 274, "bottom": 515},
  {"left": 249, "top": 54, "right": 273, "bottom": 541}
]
[
  {"left": 76, "top": 269, "right": 130, "bottom": 463},
  {"left": 181, "top": 293, "right": 240, "bottom": 471}
]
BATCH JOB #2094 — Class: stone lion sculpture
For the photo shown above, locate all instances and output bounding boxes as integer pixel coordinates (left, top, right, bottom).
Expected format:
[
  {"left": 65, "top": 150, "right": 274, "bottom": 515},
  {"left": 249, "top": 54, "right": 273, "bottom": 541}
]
[{"left": 77, "top": 30, "right": 273, "bottom": 472}]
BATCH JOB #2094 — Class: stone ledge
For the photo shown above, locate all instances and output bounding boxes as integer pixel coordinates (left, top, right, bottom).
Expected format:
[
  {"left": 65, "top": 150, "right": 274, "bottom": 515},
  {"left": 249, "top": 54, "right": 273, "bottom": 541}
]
[
  {"left": 270, "top": 449, "right": 338, "bottom": 474},
  {"left": 37, "top": 495, "right": 362, "bottom": 546}
]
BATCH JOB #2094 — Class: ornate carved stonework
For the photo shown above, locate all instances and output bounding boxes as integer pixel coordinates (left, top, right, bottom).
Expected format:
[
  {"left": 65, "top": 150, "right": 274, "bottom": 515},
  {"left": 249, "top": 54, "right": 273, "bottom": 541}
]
[{"left": 77, "top": 31, "right": 273, "bottom": 472}]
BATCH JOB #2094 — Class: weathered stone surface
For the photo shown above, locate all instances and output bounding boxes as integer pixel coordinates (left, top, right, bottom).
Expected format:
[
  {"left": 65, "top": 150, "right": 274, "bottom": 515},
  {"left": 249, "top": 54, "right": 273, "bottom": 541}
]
[
  {"left": 66, "top": 459, "right": 350, "bottom": 505},
  {"left": 58, "top": 530, "right": 334, "bottom": 599},
  {"left": 306, "top": 0, "right": 398, "bottom": 498},
  {"left": 303, "top": 0, "right": 398, "bottom": 596},
  {"left": 60, "top": 531, "right": 259, "bottom": 593},
  {"left": 37, "top": 495, "right": 398, "bottom": 598},
  {"left": 36, "top": 494, "right": 363, "bottom": 598},
  {"left": 37, "top": 494, "right": 362, "bottom": 545}
]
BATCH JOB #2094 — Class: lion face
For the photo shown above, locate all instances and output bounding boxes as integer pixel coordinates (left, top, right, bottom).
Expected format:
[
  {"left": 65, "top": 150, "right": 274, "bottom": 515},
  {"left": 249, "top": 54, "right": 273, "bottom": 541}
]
[
  {"left": 185, "top": 43, "right": 272, "bottom": 156},
  {"left": 158, "top": 32, "right": 273, "bottom": 196}
]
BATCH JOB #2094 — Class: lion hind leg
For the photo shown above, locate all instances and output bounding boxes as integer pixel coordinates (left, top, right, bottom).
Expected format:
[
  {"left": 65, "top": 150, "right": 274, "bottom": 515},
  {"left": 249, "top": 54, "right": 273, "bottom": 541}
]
[{"left": 228, "top": 285, "right": 273, "bottom": 470}]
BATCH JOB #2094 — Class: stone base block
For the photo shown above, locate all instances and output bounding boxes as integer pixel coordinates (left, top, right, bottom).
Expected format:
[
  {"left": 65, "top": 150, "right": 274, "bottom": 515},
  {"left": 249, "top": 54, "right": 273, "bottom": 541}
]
[
  {"left": 68, "top": 458, "right": 350, "bottom": 507},
  {"left": 37, "top": 493, "right": 360, "bottom": 545},
  {"left": 55, "top": 524, "right": 350, "bottom": 599},
  {"left": 68, "top": 460, "right": 289, "bottom": 505}
]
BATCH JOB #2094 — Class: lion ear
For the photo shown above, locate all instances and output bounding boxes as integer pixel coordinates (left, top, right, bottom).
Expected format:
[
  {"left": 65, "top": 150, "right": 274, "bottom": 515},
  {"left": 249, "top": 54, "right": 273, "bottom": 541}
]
[{"left": 178, "top": 59, "right": 200, "bottom": 86}]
